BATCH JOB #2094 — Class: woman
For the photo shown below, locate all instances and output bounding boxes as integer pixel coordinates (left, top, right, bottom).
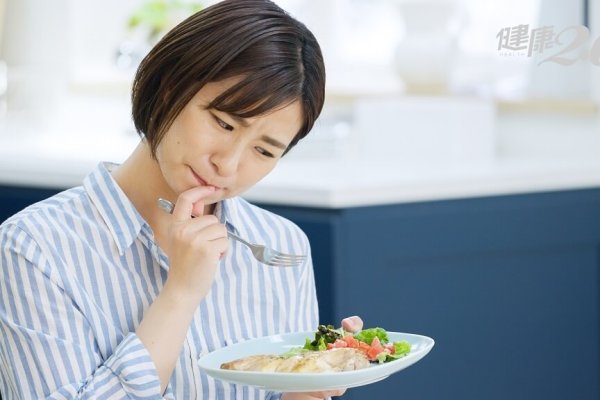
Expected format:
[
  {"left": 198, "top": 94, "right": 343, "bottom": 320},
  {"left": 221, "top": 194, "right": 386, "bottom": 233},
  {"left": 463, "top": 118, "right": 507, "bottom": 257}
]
[{"left": 0, "top": 0, "right": 362, "bottom": 398}]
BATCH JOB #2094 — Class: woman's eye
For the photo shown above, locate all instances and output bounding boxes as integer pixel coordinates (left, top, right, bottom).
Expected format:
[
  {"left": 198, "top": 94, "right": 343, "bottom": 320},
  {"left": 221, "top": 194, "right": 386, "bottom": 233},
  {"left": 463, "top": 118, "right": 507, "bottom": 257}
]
[
  {"left": 214, "top": 115, "right": 233, "bottom": 131},
  {"left": 256, "top": 147, "right": 275, "bottom": 158}
]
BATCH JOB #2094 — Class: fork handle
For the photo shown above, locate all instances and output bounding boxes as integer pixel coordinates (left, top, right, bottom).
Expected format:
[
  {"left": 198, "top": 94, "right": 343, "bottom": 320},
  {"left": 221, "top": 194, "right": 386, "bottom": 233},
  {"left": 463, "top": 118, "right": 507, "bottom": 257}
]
[{"left": 227, "top": 231, "right": 252, "bottom": 248}]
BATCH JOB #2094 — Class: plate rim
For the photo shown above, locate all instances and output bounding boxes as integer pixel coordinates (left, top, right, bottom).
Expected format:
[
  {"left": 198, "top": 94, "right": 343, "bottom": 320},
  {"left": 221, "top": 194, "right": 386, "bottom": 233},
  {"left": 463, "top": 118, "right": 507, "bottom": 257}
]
[{"left": 197, "top": 330, "right": 435, "bottom": 392}]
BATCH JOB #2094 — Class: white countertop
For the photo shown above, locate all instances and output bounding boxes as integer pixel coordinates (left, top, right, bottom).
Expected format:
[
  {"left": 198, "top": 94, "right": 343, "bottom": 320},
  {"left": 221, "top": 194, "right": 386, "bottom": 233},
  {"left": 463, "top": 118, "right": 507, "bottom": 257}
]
[
  {"left": 1, "top": 95, "right": 599, "bottom": 209},
  {"left": 245, "top": 156, "right": 600, "bottom": 207}
]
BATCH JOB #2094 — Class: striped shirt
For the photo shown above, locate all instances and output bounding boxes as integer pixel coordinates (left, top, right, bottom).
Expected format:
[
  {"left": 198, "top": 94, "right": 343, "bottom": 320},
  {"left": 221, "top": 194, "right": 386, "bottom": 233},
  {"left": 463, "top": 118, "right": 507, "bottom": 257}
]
[{"left": 0, "top": 162, "right": 319, "bottom": 399}]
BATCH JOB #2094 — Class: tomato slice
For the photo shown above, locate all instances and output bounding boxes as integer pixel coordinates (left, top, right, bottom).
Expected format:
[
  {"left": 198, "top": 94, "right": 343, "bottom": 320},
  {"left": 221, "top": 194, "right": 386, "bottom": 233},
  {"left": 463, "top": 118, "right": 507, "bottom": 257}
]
[{"left": 326, "top": 335, "right": 389, "bottom": 361}]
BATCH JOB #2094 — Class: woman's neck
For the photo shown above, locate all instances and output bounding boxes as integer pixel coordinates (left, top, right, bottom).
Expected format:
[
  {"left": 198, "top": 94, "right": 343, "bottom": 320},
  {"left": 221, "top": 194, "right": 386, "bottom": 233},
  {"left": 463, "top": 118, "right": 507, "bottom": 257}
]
[
  {"left": 111, "top": 140, "right": 176, "bottom": 239},
  {"left": 112, "top": 140, "right": 218, "bottom": 239}
]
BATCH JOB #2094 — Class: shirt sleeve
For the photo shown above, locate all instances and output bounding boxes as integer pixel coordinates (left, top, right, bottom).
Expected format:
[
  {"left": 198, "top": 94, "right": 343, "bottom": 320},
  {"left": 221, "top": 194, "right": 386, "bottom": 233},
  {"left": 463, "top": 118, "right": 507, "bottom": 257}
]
[
  {"left": 264, "top": 392, "right": 283, "bottom": 400},
  {"left": 0, "top": 223, "right": 164, "bottom": 399}
]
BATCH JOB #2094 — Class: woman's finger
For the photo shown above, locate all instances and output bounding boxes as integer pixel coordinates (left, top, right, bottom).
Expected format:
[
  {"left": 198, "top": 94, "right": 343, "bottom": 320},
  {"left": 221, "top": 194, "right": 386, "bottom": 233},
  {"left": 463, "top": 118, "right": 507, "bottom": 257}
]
[
  {"left": 341, "top": 316, "right": 363, "bottom": 333},
  {"left": 188, "top": 222, "right": 228, "bottom": 243},
  {"left": 177, "top": 214, "right": 221, "bottom": 235},
  {"left": 324, "top": 389, "right": 346, "bottom": 397},
  {"left": 302, "top": 388, "right": 346, "bottom": 399},
  {"left": 171, "top": 186, "right": 215, "bottom": 222}
]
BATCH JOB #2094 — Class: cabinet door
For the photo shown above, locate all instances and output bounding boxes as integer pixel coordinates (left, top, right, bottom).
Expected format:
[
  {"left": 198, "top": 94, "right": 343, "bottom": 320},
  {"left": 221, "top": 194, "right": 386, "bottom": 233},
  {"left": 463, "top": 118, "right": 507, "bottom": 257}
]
[
  {"left": 261, "top": 188, "right": 600, "bottom": 400},
  {"left": 0, "top": 186, "right": 62, "bottom": 223}
]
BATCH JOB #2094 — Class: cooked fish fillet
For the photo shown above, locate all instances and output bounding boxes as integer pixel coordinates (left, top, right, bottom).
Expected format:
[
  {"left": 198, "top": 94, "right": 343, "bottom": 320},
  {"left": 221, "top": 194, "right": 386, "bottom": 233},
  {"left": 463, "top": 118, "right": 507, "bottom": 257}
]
[{"left": 220, "top": 348, "right": 370, "bottom": 373}]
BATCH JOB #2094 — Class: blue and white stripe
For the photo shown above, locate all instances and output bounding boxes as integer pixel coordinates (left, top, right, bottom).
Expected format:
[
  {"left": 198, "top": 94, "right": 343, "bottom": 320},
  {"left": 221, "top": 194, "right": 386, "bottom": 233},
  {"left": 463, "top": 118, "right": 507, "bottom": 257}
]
[{"left": 0, "top": 162, "right": 318, "bottom": 399}]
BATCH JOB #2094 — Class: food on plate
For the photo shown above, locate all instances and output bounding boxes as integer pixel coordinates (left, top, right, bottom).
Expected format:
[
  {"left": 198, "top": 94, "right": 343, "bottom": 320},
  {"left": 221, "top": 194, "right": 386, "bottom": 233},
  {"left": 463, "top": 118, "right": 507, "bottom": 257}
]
[
  {"left": 221, "top": 347, "right": 370, "bottom": 372},
  {"left": 303, "top": 325, "right": 411, "bottom": 363},
  {"left": 219, "top": 325, "right": 411, "bottom": 372}
]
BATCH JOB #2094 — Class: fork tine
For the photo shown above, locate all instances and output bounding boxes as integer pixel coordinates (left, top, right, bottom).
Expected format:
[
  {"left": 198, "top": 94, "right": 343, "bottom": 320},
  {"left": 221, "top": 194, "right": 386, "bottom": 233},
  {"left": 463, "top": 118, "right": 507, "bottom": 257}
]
[
  {"left": 269, "top": 250, "right": 306, "bottom": 258},
  {"left": 270, "top": 255, "right": 306, "bottom": 263},
  {"left": 275, "top": 251, "right": 306, "bottom": 258},
  {"left": 271, "top": 255, "right": 306, "bottom": 262},
  {"left": 266, "top": 259, "right": 302, "bottom": 267}
]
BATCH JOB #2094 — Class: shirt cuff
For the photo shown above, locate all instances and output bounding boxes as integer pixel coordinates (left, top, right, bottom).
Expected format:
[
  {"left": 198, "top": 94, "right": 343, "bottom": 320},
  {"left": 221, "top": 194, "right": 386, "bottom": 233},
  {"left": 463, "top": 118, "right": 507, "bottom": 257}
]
[
  {"left": 265, "top": 392, "right": 283, "bottom": 400},
  {"left": 104, "top": 332, "right": 163, "bottom": 398}
]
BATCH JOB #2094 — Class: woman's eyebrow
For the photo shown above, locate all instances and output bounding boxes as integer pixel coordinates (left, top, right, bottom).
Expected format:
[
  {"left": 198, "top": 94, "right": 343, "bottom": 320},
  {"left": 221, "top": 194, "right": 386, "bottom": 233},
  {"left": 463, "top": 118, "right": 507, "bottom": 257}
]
[
  {"left": 224, "top": 112, "right": 288, "bottom": 150},
  {"left": 261, "top": 135, "right": 287, "bottom": 150},
  {"left": 228, "top": 113, "right": 250, "bottom": 128}
]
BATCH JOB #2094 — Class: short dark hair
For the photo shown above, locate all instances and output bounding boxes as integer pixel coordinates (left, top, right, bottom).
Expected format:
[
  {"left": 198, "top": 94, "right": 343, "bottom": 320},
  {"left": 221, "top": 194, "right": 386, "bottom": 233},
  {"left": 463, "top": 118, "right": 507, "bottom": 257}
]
[{"left": 131, "top": 0, "right": 325, "bottom": 156}]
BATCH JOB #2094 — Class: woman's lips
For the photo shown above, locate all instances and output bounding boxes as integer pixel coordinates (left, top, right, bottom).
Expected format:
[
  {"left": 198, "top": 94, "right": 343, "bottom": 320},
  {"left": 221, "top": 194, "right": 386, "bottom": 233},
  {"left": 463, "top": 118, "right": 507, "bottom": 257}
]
[{"left": 190, "top": 167, "right": 221, "bottom": 190}]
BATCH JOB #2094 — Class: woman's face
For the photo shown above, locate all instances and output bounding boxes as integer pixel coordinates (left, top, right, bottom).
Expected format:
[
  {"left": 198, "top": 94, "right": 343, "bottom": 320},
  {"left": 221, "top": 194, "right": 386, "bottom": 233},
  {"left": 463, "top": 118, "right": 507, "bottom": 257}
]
[{"left": 155, "top": 78, "right": 303, "bottom": 206}]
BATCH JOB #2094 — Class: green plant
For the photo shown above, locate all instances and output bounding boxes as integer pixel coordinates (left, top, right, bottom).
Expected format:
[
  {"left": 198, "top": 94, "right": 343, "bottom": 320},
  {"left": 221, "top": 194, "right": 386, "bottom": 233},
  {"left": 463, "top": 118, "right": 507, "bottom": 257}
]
[{"left": 128, "top": 0, "right": 203, "bottom": 42}]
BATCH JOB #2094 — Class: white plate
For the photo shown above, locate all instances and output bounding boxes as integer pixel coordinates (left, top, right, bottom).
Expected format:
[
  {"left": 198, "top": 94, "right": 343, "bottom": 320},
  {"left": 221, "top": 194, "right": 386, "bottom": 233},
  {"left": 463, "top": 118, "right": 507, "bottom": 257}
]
[{"left": 198, "top": 331, "right": 434, "bottom": 392}]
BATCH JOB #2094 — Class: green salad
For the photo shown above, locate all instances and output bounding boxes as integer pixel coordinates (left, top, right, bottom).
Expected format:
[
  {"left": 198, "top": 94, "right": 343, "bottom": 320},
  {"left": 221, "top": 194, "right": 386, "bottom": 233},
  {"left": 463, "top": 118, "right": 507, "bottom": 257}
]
[{"left": 284, "top": 325, "right": 411, "bottom": 364}]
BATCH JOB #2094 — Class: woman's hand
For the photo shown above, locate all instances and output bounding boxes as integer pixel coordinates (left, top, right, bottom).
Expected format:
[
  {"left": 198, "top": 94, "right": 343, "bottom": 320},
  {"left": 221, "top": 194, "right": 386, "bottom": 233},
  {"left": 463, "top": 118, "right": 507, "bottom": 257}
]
[
  {"left": 280, "top": 389, "right": 346, "bottom": 400},
  {"left": 281, "top": 316, "right": 364, "bottom": 400},
  {"left": 164, "top": 186, "right": 228, "bottom": 303},
  {"left": 138, "top": 185, "right": 228, "bottom": 392},
  {"left": 341, "top": 316, "right": 363, "bottom": 334}
]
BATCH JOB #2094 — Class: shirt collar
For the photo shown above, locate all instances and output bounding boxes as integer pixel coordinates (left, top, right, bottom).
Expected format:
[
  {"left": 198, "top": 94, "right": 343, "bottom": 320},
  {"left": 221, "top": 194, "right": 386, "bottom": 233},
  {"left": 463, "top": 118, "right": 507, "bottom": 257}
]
[
  {"left": 214, "top": 197, "right": 241, "bottom": 234},
  {"left": 83, "top": 162, "right": 147, "bottom": 255},
  {"left": 84, "top": 162, "right": 249, "bottom": 253}
]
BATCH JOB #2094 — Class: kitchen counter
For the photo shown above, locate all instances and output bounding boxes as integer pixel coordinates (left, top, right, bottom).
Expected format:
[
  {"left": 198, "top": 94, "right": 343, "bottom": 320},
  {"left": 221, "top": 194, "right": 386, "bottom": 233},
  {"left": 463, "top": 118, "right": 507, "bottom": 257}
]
[{"left": 244, "top": 155, "right": 600, "bottom": 207}]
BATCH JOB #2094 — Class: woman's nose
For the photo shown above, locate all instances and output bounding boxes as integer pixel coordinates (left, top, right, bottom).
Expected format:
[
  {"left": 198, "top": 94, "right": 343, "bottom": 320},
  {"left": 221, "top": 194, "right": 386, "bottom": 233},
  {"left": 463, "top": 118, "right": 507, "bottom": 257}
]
[{"left": 210, "top": 144, "right": 243, "bottom": 176}]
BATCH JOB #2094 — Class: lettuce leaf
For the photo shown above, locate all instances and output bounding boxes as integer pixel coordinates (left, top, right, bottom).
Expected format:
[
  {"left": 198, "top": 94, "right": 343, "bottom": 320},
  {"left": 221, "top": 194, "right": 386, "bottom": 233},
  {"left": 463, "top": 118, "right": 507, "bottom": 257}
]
[
  {"left": 353, "top": 327, "right": 389, "bottom": 345},
  {"left": 281, "top": 346, "right": 310, "bottom": 358},
  {"left": 385, "top": 340, "right": 411, "bottom": 361},
  {"left": 303, "top": 336, "right": 328, "bottom": 351}
]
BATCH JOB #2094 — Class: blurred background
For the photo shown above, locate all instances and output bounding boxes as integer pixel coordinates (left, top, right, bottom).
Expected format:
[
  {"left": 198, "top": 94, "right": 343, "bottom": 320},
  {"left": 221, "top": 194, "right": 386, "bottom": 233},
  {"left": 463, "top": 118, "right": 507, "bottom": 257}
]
[
  {"left": 0, "top": 1, "right": 599, "bottom": 399},
  {"left": 0, "top": 0, "right": 598, "bottom": 167}
]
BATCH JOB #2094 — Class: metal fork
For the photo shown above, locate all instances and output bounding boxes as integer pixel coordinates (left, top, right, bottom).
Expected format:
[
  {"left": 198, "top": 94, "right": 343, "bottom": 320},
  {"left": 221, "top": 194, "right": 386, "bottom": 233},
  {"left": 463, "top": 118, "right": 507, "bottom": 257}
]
[{"left": 157, "top": 198, "right": 306, "bottom": 267}]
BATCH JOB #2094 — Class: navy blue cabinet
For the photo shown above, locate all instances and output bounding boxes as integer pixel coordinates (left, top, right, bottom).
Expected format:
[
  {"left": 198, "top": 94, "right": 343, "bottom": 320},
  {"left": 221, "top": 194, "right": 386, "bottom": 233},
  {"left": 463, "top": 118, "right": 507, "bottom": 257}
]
[
  {"left": 1, "top": 185, "right": 599, "bottom": 399},
  {"left": 258, "top": 188, "right": 600, "bottom": 400},
  {"left": 0, "top": 185, "right": 62, "bottom": 223}
]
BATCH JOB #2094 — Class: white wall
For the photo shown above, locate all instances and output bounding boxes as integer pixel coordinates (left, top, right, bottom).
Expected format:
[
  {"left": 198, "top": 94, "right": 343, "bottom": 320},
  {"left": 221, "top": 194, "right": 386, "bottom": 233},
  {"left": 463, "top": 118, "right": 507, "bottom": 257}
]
[
  {"left": 66, "top": 0, "right": 139, "bottom": 78},
  {"left": 0, "top": 0, "right": 597, "bottom": 107},
  {"left": 527, "top": 0, "right": 591, "bottom": 99},
  {"left": 591, "top": 0, "right": 600, "bottom": 103},
  {"left": 1, "top": 0, "right": 70, "bottom": 117}
]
